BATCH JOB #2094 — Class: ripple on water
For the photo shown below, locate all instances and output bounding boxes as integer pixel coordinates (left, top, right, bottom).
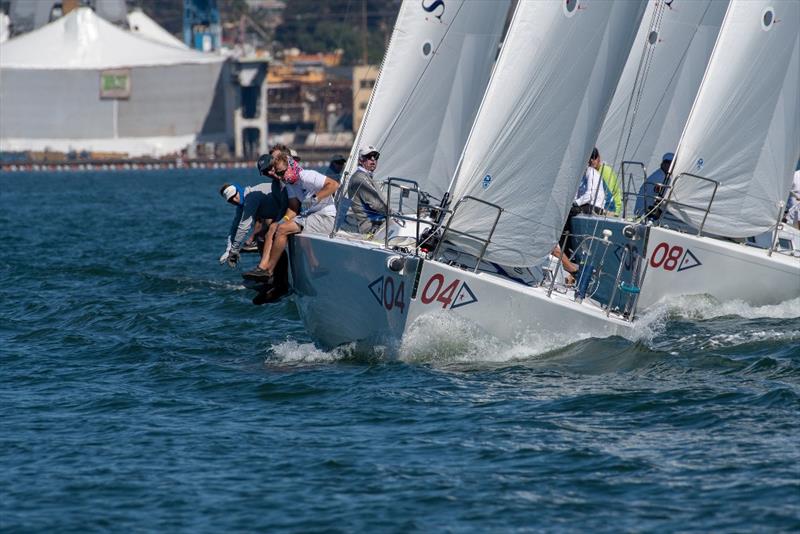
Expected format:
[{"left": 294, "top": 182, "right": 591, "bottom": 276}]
[{"left": 2, "top": 171, "right": 799, "bottom": 531}]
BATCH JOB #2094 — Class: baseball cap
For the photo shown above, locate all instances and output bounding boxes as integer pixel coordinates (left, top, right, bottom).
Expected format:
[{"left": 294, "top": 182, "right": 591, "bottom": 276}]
[
  {"left": 221, "top": 184, "right": 237, "bottom": 201},
  {"left": 256, "top": 153, "right": 272, "bottom": 175},
  {"left": 331, "top": 154, "right": 346, "bottom": 163},
  {"left": 358, "top": 145, "right": 380, "bottom": 158},
  {"left": 662, "top": 152, "right": 675, "bottom": 162}
]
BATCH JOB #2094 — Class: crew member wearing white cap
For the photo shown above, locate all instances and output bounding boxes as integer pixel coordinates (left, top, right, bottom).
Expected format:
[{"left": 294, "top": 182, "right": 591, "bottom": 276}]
[
  {"left": 218, "top": 153, "right": 287, "bottom": 267},
  {"left": 342, "top": 144, "right": 387, "bottom": 235},
  {"left": 635, "top": 151, "right": 674, "bottom": 217},
  {"left": 243, "top": 152, "right": 339, "bottom": 282}
]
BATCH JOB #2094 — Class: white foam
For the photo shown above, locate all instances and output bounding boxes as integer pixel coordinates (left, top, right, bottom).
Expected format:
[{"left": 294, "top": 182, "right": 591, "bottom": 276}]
[
  {"left": 266, "top": 338, "right": 392, "bottom": 364},
  {"left": 651, "top": 295, "right": 800, "bottom": 321},
  {"left": 397, "top": 312, "right": 578, "bottom": 365},
  {"left": 267, "top": 339, "right": 348, "bottom": 364},
  {"left": 700, "top": 329, "right": 800, "bottom": 350},
  {"left": 626, "top": 305, "right": 670, "bottom": 345}
]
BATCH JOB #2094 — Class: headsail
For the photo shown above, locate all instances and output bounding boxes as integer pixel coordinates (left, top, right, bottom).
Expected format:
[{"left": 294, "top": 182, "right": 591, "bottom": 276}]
[
  {"left": 346, "top": 0, "right": 510, "bottom": 200},
  {"left": 597, "top": 0, "right": 728, "bottom": 175},
  {"left": 667, "top": 0, "right": 800, "bottom": 237},
  {"left": 445, "top": 0, "right": 646, "bottom": 267}
]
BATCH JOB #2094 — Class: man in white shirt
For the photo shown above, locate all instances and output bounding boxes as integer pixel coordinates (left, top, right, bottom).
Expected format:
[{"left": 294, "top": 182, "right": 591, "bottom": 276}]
[
  {"left": 786, "top": 169, "right": 800, "bottom": 229},
  {"left": 243, "top": 152, "right": 338, "bottom": 282},
  {"left": 572, "top": 147, "right": 605, "bottom": 215}
]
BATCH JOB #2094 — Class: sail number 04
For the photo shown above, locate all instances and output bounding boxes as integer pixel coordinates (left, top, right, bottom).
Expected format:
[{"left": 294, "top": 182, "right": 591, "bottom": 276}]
[
  {"left": 420, "top": 273, "right": 461, "bottom": 309},
  {"left": 378, "top": 276, "right": 405, "bottom": 313}
]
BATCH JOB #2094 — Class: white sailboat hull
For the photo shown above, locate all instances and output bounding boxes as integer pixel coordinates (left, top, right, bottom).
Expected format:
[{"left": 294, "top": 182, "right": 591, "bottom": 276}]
[
  {"left": 289, "top": 233, "right": 634, "bottom": 351},
  {"left": 638, "top": 226, "right": 800, "bottom": 308}
]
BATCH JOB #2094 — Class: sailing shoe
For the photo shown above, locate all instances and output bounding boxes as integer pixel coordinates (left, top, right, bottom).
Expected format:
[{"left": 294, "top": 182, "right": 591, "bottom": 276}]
[
  {"left": 241, "top": 242, "right": 259, "bottom": 253},
  {"left": 242, "top": 267, "right": 273, "bottom": 284}
]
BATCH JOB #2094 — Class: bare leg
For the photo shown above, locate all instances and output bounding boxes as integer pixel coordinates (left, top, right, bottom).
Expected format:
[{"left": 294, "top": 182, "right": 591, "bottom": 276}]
[
  {"left": 256, "top": 222, "right": 281, "bottom": 270},
  {"left": 247, "top": 219, "right": 265, "bottom": 245},
  {"left": 260, "top": 222, "right": 300, "bottom": 273}
]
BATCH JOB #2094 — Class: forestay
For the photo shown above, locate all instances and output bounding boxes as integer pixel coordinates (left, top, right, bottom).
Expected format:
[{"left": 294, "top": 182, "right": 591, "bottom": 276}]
[
  {"left": 345, "top": 0, "right": 510, "bottom": 200},
  {"left": 668, "top": 0, "right": 800, "bottom": 238},
  {"left": 445, "top": 0, "right": 646, "bottom": 267},
  {"left": 597, "top": 0, "right": 727, "bottom": 175}
]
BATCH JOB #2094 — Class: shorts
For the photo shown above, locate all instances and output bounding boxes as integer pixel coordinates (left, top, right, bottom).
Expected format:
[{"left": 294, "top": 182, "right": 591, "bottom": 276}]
[{"left": 295, "top": 212, "right": 335, "bottom": 234}]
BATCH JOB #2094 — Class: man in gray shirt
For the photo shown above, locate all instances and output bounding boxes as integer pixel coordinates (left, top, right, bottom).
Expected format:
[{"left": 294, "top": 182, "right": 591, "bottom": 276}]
[{"left": 343, "top": 144, "right": 387, "bottom": 235}]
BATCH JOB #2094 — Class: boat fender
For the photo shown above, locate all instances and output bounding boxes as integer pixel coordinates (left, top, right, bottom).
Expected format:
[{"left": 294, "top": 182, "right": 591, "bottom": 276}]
[
  {"left": 619, "top": 282, "right": 640, "bottom": 294},
  {"left": 387, "top": 255, "right": 405, "bottom": 273}
]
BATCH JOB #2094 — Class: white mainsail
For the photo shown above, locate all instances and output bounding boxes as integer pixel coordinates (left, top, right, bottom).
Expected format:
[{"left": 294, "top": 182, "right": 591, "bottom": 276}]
[
  {"left": 445, "top": 0, "right": 646, "bottom": 267},
  {"left": 346, "top": 0, "right": 510, "bottom": 200},
  {"left": 668, "top": 0, "right": 800, "bottom": 238},
  {"left": 597, "top": 0, "right": 728, "bottom": 175}
]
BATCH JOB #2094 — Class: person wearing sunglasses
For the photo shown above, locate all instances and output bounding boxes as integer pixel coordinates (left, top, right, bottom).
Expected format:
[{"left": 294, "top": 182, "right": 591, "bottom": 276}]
[
  {"left": 340, "top": 144, "right": 388, "bottom": 235},
  {"left": 243, "top": 152, "right": 339, "bottom": 283},
  {"left": 218, "top": 153, "right": 288, "bottom": 268}
]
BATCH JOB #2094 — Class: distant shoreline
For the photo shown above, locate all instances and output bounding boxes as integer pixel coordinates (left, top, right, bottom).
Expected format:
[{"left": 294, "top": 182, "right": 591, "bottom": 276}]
[
  {"left": 1, "top": 159, "right": 254, "bottom": 173},
  {"left": 0, "top": 156, "right": 340, "bottom": 173}
]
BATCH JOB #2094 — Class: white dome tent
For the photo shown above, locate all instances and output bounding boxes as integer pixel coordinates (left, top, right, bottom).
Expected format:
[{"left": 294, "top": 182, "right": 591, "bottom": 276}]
[
  {"left": 126, "top": 8, "right": 188, "bottom": 50},
  {"left": 0, "top": 7, "right": 230, "bottom": 157}
]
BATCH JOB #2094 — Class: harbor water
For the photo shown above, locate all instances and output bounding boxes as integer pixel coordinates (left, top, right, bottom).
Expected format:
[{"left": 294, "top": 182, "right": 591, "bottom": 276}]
[{"left": 1, "top": 170, "right": 799, "bottom": 532}]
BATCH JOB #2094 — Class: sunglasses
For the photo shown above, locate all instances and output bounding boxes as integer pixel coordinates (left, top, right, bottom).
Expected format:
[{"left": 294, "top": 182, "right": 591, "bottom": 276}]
[
  {"left": 272, "top": 167, "right": 287, "bottom": 177},
  {"left": 363, "top": 153, "right": 380, "bottom": 161}
]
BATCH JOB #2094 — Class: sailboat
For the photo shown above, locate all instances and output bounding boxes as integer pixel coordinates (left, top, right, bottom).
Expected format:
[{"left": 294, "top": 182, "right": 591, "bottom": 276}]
[
  {"left": 569, "top": 0, "right": 800, "bottom": 311},
  {"left": 288, "top": 0, "right": 647, "bottom": 350}
]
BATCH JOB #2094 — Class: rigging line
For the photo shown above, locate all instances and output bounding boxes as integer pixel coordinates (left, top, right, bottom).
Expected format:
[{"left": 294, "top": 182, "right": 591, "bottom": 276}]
[
  {"left": 629, "top": 1, "right": 716, "bottom": 158},
  {"left": 593, "top": 4, "right": 665, "bottom": 241},
  {"left": 338, "top": 1, "right": 473, "bottom": 226},
  {"left": 370, "top": 0, "right": 469, "bottom": 154},
  {"left": 337, "top": 0, "right": 398, "bottom": 213},
  {"left": 590, "top": 3, "right": 667, "bottom": 245},
  {"left": 609, "top": 0, "right": 664, "bottom": 174},
  {"left": 615, "top": 1, "right": 665, "bottom": 172}
]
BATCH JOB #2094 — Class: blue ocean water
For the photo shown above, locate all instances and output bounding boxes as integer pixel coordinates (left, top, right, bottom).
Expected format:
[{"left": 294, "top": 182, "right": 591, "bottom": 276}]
[{"left": 1, "top": 169, "right": 799, "bottom": 532}]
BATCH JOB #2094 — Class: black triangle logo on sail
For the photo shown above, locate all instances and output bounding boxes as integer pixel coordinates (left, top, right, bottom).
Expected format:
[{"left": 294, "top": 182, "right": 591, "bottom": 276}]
[
  {"left": 677, "top": 249, "right": 702, "bottom": 272},
  {"left": 368, "top": 276, "right": 384, "bottom": 305},
  {"left": 450, "top": 282, "right": 478, "bottom": 309}
]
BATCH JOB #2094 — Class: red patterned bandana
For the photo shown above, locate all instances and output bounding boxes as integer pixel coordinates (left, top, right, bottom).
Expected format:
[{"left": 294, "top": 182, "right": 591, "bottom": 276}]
[{"left": 283, "top": 158, "right": 303, "bottom": 185}]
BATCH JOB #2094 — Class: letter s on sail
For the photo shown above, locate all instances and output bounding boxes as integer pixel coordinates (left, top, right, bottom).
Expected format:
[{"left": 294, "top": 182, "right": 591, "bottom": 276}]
[{"left": 422, "top": 0, "right": 445, "bottom": 20}]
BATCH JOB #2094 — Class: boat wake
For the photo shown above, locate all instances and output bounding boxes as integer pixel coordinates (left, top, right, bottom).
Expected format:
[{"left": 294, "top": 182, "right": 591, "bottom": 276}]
[
  {"left": 266, "top": 339, "right": 381, "bottom": 365},
  {"left": 650, "top": 295, "right": 800, "bottom": 321},
  {"left": 267, "top": 312, "right": 652, "bottom": 368},
  {"left": 397, "top": 312, "right": 581, "bottom": 364},
  {"left": 266, "top": 297, "right": 800, "bottom": 368}
]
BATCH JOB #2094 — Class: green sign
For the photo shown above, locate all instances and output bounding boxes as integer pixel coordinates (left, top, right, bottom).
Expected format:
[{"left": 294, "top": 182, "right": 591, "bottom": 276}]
[{"left": 99, "top": 69, "right": 131, "bottom": 99}]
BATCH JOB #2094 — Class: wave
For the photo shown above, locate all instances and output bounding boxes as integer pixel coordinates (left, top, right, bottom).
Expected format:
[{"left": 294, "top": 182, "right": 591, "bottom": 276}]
[
  {"left": 650, "top": 294, "right": 800, "bottom": 321},
  {"left": 266, "top": 312, "right": 653, "bottom": 370},
  {"left": 397, "top": 312, "right": 578, "bottom": 365},
  {"left": 267, "top": 339, "right": 387, "bottom": 365}
]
